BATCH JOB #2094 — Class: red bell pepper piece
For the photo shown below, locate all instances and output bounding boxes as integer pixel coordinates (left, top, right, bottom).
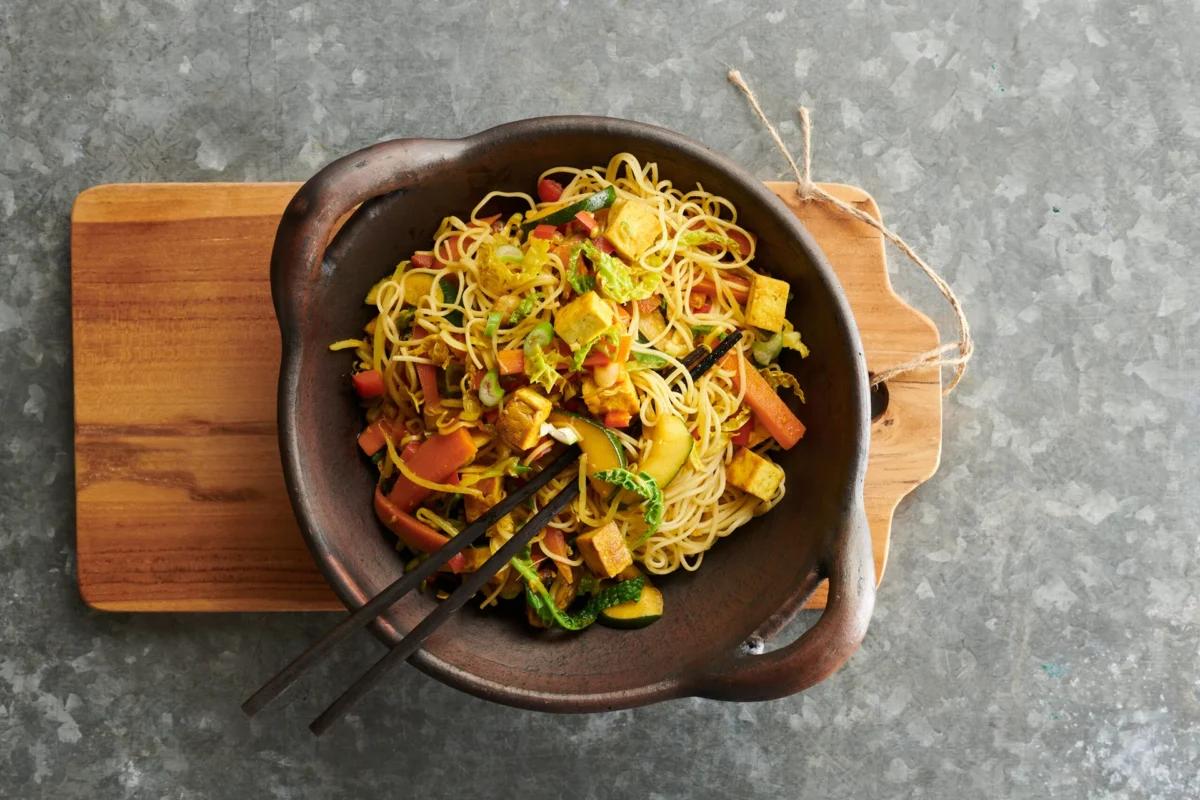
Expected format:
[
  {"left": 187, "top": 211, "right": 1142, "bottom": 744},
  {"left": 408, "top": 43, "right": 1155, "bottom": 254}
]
[
  {"left": 531, "top": 224, "right": 558, "bottom": 240},
  {"left": 581, "top": 351, "right": 610, "bottom": 368},
  {"left": 352, "top": 369, "right": 386, "bottom": 400},
  {"left": 537, "top": 178, "right": 564, "bottom": 203},
  {"left": 603, "top": 411, "right": 632, "bottom": 429},
  {"left": 574, "top": 211, "right": 599, "bottom": 236},
  {"left": 731, "top": 418, "right": 753, "bottom": 447}
]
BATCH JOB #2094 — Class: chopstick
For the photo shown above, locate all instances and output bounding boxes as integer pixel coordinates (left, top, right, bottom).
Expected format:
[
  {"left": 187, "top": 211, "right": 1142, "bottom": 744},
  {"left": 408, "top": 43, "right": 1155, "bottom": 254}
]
[
  {"left": 245, "top": 331, "right": 742, "bottom": 733},
  {"left": 240, "top": 442, "right": 582, "bottom": 717},
  {"left": 309, "top": 478, "right": 582, "bottom": 734}
]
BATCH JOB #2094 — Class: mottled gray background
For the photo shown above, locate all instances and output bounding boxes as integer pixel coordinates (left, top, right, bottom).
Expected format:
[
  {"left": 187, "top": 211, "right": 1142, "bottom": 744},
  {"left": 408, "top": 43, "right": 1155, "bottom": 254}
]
[{"left": 1, "top": 1, "right": 1197, "bottom": 798}]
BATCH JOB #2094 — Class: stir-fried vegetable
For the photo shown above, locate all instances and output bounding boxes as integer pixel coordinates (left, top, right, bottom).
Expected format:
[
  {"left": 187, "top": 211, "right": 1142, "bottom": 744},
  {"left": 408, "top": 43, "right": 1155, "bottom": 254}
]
[
  {"left": 385, "top": 428, "right": 479, "bottom": 511},
  {"left": 522, "top": 321, "right": 560, "bottom": 392},
  {"left": 521, "top": 186, "right": 617, "bottom": 231},
  {"left": 373, "top": 489, "right": 468, "bottom": 573},
  {"left": 566, "top": 245, "right": 596, "bottom": 294},
  {"left": 593, "top": 468, "right": 664, "bottom": 540},
  {"left": 751, "top": 332, "right": 783, "bottom": 366},
  {"left": 511, "top": 548, "right": 644, "bottom": 630},
  {"left": 478, "top": 369, "right": 505, "bottom": 407},
  {"left": 729, "top": 353, "right": 806, "bottom": 449},
  {"left": 581, "top": 240, "right": 659, "bottom": 303},
  {"left": 340, "top": 156, "right": 811, "bottom": 636},
  {"left": 352, "top": 369, "right": 386, "bottom": 400}
]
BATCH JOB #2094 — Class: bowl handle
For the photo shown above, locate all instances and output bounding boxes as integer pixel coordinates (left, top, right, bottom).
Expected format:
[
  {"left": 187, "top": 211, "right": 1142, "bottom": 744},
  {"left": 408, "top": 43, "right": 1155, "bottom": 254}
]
[
  {"left": 690, "top": 498, "right": 875, "bottom": 701},
  {"left": 270, "top": 137, "right": 468, "bottom": 328}
]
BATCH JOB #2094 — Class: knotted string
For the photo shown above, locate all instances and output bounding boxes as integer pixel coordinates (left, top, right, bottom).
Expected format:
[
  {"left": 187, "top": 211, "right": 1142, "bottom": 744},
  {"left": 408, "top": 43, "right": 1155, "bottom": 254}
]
[{"left": 728, "top": 68, "right": 973, "bottom": 394}]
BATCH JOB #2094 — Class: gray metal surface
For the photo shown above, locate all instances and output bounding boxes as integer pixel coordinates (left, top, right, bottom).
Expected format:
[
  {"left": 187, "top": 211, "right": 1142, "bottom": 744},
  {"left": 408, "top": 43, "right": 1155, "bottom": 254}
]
[{"left": 1, "top": 1, "right": 1196, "bottom": 797}]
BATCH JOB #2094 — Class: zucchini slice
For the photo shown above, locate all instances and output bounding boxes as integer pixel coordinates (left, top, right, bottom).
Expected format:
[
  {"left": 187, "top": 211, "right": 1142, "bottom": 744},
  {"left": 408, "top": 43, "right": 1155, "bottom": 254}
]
[
  {"left": 639, "top": 414, "right": 692, "bottom": 489},
  {"left": 599, "top": 583, "right": 664, "bottom": 629},
  {"left": 616, "top": 413, "right": 692, "bottom": 506},
  {"left": 548, "top": 411, "right": 625, "bottom": 490},
  {"left": 521, "top": 186, "right": 617, "bottom": 231}
]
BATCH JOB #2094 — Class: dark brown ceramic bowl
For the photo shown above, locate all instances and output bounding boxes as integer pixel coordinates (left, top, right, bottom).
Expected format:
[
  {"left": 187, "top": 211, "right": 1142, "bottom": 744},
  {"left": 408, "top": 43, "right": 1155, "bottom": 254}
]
[{"left": 271, "top": 116, "right": 874, "bottom": 711}]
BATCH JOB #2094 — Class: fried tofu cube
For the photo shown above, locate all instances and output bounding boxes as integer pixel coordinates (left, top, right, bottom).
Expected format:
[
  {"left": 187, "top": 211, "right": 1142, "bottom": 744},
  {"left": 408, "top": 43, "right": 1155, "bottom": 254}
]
[
  {"left": 726, "top": 447, "right": 784, "bottom": 501},
  {"left": 497, "top": 387, "right": 553, "bottom": 450},
  {"left": 576, "top": 521, "right": 633, "bottom": 578},
  {"left": 744, "top": 274, "right": 790, "bottom": 333},
  {"left": 581, "top": 371, "right": 640, "bottom": 416},
  {"left": 554, "top": 291, "right": 615, "bottom": 348},
  {"left": 605, "top": 198, "right": 659, "bottom": 261}
]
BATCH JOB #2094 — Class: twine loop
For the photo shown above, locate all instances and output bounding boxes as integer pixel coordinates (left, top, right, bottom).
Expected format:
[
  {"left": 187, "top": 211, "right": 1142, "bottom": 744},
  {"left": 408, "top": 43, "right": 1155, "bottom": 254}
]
[{"left": 728, "top": 69, "right": 973, "bottom": 395}]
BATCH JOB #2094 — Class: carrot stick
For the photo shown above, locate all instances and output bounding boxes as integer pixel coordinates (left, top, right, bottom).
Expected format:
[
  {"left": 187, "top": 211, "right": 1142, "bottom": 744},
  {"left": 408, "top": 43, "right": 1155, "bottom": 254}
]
[
  {"left": 636, "top": 297, "right": 660, "bottom": 315},
  {"left": 416, "top": 363, "right": 440, "bottom": 408},
  {"left": 408, "top": 327, "right": 442, "bottom": 408},
  {"left": 497, "top": 349, "right": 525, "bottom": 376},
  {"left": 694, "top": 274, "right": 751, "bottom": 303},
  {"left": 731, "top": 353, "right": 805, "bottom": 449},
  {"left": 357, "top": 419, "right": 392, "bottom": 456},
  {"left": 539, "top": 529, "right": 572, "bottom": 583},
  {"left": 614, "top": 335, "right": 632, "bottom": 363},
  {"left": 603, "top": 411, "right": 632, "bottom": 428},
  {"left": 373, "top": 488, "right": 467, "bottom": 573},
  {"left": 386, "top": 428, "right": 479, "bottom": 510}
]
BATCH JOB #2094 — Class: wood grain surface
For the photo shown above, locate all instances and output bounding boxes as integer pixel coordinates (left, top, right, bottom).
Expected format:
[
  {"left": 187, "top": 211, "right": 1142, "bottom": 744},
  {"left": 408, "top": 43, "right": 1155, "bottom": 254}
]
[{"left": 71, "top": 181, "right": 941, "bottom": 612}]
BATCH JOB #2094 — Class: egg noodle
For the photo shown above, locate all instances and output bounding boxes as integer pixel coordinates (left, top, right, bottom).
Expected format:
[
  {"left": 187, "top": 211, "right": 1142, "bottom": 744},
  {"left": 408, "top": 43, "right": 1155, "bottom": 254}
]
[{"left": 334, "top": 153, "right": 807, "bottom": 628}]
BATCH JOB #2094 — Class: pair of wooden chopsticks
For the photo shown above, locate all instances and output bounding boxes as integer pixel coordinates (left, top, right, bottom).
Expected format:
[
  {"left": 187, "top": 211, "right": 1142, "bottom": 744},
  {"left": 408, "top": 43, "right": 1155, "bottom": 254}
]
[{"left": 243, "top": 331, "right": 742, "bottom": 734}]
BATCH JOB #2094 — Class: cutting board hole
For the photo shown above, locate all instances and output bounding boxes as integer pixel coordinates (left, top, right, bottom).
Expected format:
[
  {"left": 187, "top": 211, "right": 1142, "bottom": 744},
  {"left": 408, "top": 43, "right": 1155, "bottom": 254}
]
[{"left": 869, "top": 378, "right": 890, "bottom": 422}]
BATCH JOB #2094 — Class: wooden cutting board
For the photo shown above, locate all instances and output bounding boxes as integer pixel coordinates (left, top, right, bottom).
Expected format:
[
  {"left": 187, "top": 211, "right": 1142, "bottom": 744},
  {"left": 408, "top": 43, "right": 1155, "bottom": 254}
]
[{"left": 71, "top": 181, "right": 941, "bottom": 612}]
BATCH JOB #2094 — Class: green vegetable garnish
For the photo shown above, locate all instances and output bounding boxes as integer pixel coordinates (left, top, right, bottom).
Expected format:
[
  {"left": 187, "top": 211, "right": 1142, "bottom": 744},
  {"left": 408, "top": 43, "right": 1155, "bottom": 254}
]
[
  {"left": 509, "top": 292, "right": 540, "bottom": 325},
  {"left": 751, "top": 332, "right": 783, "bottom": 366},
  {"left": 580, "top": 241, "right": 659, "bottom": 303},
  {"left": 630, "top": 351, "right": 670, "bottom": 370},
  {"left": 439, "top": 278, "right": 464, "bottom": 326},
  {"left": 592, "top": 468, "right": 664, "bottom": 541},
  {"left": 511, "top": 548, "right": 645, "bottom": 631},
  {"left": 761, "top": 364, "right": 806, "bottom": 402},
  {"left": 781, "top": 329, "right": 810, "bottom": 357},
  {"left": 577, "top": 572, "right": 599, "bottom": 595},
  {"left": 494, "top": 244, "right": 524, "bottom": 263},
  {"left": 524, "top": 321, "right": 555, "bottom": 351},
  {"left": 484, "top": 311, "right": 502, "bottom": 337},
  {"left": 522, "top": 325, "right": 559, "bottom": 391},
  {"left": 567, "top": 245, "right": 596, "bottom": 294},
  {"left": 691, "top": 324, "right": 715, "bottom": 336},
  {"left": 478, "top": 369, "right": 505, "bottom": 407},
  {"left": 679, "top": 230, "right": 736, "bottom": 249}
]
